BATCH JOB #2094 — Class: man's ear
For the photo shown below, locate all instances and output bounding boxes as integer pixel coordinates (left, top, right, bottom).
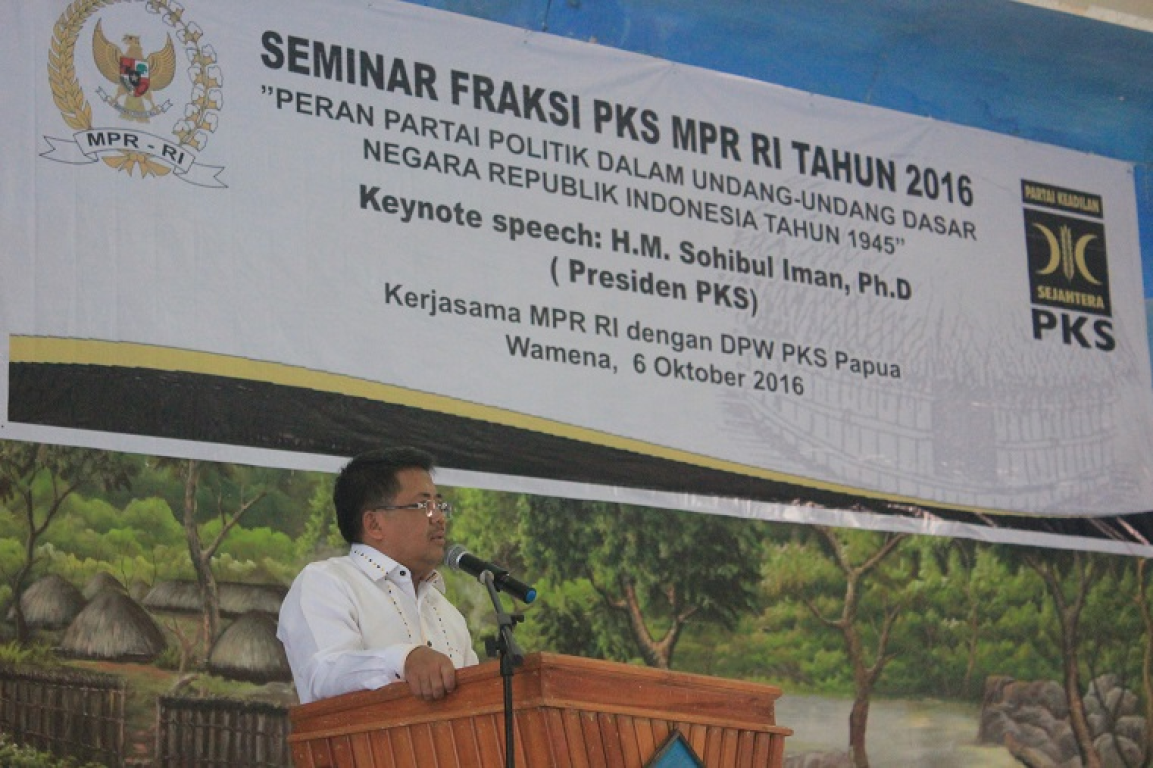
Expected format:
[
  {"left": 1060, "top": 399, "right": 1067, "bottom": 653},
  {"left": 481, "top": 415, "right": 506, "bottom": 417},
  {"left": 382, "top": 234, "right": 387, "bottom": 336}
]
[{"left": 361, "top": 510, "right": 384, "bottom": 543}]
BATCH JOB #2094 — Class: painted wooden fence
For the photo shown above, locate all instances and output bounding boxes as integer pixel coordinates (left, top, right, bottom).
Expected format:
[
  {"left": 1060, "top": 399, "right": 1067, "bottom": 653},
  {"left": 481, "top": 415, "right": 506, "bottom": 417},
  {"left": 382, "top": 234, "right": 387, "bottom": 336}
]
[
  {"left": 0, "top": 663, "right": 127, "bottom": 766},
  {"left": 155, "top": 694, "right": 292, "bottom": 768}
]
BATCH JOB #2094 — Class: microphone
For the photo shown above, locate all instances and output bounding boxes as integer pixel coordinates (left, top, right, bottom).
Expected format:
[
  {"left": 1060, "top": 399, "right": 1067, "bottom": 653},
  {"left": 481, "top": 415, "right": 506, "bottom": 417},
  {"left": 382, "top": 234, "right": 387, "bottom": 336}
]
[{"left": 444, "top": 544, "right": 537, "bottom": 604}]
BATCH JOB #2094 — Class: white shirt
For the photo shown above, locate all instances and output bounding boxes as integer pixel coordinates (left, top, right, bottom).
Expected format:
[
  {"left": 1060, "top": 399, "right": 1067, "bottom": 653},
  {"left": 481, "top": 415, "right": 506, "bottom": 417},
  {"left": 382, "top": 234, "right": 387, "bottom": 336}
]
[{"left": 277, "top": 543, "right": 479, "bottom": 704}]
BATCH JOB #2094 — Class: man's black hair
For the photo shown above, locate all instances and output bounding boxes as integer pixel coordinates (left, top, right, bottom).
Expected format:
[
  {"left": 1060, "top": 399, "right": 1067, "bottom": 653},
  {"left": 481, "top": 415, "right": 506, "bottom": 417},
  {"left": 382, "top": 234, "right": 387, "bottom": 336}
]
[{"left": 333, "top": 446, "right": 436, "bottom": 544}]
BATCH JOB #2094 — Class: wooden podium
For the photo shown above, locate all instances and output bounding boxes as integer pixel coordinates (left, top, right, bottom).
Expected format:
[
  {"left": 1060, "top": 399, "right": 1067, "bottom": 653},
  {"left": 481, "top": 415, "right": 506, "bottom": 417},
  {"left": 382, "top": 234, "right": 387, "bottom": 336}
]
[{"left": 288, "top": 652, "right": 790, "bottom": 767}]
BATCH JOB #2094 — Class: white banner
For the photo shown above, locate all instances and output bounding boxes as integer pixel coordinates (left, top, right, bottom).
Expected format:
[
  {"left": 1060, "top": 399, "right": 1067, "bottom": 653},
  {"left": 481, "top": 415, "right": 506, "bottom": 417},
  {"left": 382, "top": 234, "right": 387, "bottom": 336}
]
[{"left": 2, "top": 0, "right": 1151, "bottom": 519}]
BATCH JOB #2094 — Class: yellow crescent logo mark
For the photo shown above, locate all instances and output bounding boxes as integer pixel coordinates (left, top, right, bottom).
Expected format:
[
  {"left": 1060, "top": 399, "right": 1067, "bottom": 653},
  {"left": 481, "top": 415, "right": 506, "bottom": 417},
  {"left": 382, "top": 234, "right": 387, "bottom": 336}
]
[{"left": 1032, "top": 223, "right": 1101, "bottom": 285}]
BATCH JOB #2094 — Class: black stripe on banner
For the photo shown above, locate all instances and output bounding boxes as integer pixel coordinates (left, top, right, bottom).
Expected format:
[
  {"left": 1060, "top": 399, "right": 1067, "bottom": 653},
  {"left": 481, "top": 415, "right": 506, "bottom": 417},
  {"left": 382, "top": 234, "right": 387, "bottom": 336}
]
[{"left": 8, "top": 361, "right": 1150, "bottom": 546}]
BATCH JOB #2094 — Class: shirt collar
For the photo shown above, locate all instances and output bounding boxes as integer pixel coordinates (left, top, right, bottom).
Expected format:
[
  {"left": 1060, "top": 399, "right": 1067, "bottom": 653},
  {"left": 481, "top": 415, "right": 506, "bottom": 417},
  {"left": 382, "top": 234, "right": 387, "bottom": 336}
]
[{"left": 349, "top": 543, "right": 446, "bottom": 592}]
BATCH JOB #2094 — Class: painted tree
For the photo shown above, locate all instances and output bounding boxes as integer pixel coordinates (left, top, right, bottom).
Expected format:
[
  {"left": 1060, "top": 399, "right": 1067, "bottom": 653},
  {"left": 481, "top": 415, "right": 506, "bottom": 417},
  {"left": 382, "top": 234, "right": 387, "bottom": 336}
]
[
  {"left": 1076, "top": 555, "right": 1145, "bottom": 768},
  {"left": 1137, "top": 558, "right": 1153, "bottom": 767},
  {"left": 442, "top": 487, "right": 528, "bottom": 574},
  {"left": 43, "top": 494, "right": 186, "bottom": 590},
  {"left": 1021, "top": 548, "right": 1105, "bottom": 768},
  {"left": 294, "top": 472, "right": 342, "bottom": 561},
  {"left": 912, "top": 538, "right": 987, "bottom": 697},
  {"left": 884, "top": 537, "right": 1022, "bottom": 699},
  {"left": 503, "top": 496, "right": 764, "bottom": 670},
  {"left": 867, "top": 535, "right": 971, "bottom": 697},
  {"left": 154, "top": 457, "right": 269, "bottom": 653},
  {"left": 0, "top": 442, "right": 134, "bottom": 643},
  {"left": 763, "top": 524, "right": 910, "bottom": 768}
]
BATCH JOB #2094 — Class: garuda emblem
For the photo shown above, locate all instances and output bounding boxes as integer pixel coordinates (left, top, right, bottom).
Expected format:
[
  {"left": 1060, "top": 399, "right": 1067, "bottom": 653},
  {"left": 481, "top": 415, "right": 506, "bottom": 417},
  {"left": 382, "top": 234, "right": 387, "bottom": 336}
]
[
  {"left": 92, "top": 19, "right": 176, "bottom": 122},
  {"left": 43, "top": 0, "right": 225, "bottom": 186}
]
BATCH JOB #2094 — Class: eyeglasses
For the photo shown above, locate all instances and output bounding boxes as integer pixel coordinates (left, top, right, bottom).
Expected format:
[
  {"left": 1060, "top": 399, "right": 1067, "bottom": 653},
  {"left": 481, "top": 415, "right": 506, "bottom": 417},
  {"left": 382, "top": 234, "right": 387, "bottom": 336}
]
[{"left": 368, "top": 500, "right": 453, "bottom": 518}]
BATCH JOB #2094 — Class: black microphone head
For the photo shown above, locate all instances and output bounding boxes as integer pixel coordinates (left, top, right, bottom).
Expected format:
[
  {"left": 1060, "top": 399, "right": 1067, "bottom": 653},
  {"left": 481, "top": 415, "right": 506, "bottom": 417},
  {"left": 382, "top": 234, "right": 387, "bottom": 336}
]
[
  {"left": 445, "top": 544, "right": 468, "bottom": 569},
  {"left": 443, "top": 545, "right": 537, "bottom": 603}
]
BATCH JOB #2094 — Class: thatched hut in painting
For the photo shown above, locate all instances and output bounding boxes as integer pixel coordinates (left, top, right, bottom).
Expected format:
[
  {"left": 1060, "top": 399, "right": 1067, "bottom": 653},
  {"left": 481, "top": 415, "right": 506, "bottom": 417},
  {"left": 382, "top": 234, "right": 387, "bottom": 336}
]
[
  {"left": 207, "top": 611, "right": 291, "bottom": 683},
  {"left": 60, "top": 589, "right": 167, "bottom": 662},
  {"left": 10, "top": 573, "right": 86, "bottom": 629},
  {"left": 143, "top": 580, "right": 287, "bottom": 618},
  {"left": 82, "top": 571, "right": 126, "bottom": 600}
]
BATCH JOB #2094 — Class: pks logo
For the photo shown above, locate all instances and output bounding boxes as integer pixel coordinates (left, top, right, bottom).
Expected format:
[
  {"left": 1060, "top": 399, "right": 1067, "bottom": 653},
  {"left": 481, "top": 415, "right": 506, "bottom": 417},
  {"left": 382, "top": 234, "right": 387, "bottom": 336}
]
[
  {"left": 41, "top": 0, "right": 226, "bottom": 187},
  {"left": 1021, "top": 181, "right": 1114, "bottom": 352}
]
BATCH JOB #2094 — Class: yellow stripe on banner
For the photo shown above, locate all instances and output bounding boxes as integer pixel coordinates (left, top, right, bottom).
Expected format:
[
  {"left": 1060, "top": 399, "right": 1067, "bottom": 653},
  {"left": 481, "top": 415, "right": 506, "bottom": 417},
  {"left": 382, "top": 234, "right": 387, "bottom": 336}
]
[{"left": 8, "top": 335, "right": 1024, "bottom": 517}]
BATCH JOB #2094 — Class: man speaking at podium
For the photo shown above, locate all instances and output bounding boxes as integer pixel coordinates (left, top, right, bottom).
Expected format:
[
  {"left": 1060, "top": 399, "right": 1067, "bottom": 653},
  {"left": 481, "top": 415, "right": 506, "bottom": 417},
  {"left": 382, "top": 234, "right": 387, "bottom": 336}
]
[{"left": 278, "top": 447, "right": 479, "bottom": 704}]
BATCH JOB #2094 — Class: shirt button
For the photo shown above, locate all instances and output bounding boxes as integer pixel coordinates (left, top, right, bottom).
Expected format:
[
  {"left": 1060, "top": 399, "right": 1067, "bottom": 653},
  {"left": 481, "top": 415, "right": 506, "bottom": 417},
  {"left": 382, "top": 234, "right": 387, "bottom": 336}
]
[{"left": 400, "top": 570, "right": 407, "bottom": 577}]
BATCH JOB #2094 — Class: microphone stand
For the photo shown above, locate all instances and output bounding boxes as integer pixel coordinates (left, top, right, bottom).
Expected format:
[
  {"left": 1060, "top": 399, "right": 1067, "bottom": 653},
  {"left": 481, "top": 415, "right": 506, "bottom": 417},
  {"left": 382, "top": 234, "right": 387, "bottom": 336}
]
[{"left": 478, "top": 569, "right": 524, "bottom": 768}]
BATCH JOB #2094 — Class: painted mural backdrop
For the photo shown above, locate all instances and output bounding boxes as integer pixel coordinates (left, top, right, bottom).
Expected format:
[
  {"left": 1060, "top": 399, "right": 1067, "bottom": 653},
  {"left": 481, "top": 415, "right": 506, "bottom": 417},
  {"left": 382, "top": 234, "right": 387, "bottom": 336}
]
[{"left": 0, "top": 444, "right": 1150, "bottom": 767}]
